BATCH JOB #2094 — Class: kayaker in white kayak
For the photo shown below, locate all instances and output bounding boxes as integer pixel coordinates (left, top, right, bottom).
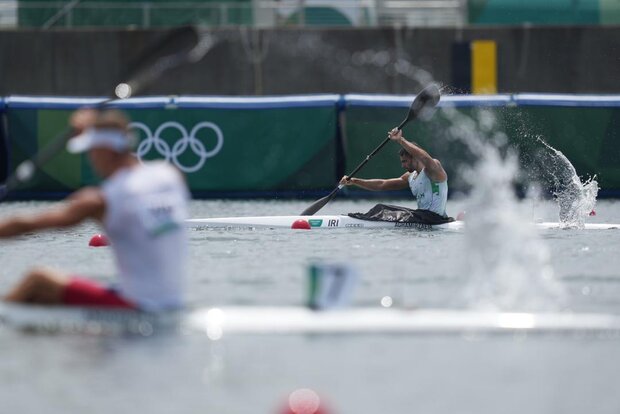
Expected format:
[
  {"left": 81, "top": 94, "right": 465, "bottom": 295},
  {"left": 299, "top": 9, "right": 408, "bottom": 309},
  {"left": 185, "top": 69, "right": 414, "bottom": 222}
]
[
  {"left": 0, "top": 109, "right": 190, "bottom": 311},
  {"left": 340, "top": 127, "right": 452, "bottom": 224}
]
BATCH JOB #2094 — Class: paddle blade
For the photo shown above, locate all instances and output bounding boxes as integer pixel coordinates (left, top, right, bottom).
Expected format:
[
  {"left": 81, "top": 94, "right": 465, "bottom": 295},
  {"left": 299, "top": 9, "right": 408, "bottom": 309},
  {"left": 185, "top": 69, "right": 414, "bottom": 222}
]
[
  {"left": 397, "top": 83, "right": 441, "bottom": 130},
  {"left": 115, "top": 26, "right": 216, "bottom": 98},
  {"left": 300, "top": 187, "right": 341, "bottom": 216}
]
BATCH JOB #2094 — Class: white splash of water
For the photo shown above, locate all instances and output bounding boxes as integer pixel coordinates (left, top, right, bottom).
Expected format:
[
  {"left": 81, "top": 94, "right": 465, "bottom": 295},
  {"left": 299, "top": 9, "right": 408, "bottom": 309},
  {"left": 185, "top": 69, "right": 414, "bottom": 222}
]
[
  {"left": 442, "top": 107, "right": 566, "bottom": 311},
  {"left": 537, "top": 139, "right": 598, "bottom": 229},
  {"left": 463, "top": 146, "right": 563, "bottom": 311}
]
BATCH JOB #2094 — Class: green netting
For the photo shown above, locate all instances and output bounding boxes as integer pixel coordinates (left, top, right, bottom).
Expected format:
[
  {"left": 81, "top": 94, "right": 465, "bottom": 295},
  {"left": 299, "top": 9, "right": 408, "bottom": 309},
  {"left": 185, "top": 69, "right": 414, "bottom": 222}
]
[
  {"left": 18, "top": 0, "right": 253, "bottom": 28},
  {"left": 469, "top": 0, "right": 601, "bottom": 24}
]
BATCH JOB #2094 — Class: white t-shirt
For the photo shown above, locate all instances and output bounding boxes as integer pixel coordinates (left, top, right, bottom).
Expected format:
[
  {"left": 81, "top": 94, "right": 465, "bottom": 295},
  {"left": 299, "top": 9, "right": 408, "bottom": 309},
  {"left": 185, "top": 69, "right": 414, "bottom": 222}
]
[
  {"left": 408, "top": 169, "right": 448, "bottom": 217},
  {"left": 101, "top": 161, "right": 190, "bottom": 311}
]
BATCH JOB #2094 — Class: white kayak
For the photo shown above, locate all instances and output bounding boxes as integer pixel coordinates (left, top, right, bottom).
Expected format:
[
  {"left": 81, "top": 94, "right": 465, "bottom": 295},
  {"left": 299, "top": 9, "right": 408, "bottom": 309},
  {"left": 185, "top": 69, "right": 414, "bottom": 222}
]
[
  {"left": 189, "top": 306, "right": 620, "bottom": 336},
  {"left": 185, "top": 215, "right": 620, "bottom": 230},
  {"left": 3, "top": 303, "right": 620, "bottom": 336},
  {"left": 187, "top": 215, "right": 461, "bottom": 230},
  {"left": 0, "top": 304, "right": 182, "bottom": 336}
]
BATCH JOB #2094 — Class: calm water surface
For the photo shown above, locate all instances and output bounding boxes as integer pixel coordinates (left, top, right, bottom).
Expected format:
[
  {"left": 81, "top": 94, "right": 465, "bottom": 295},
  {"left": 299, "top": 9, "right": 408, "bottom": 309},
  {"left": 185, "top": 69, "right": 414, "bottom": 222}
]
[{"left": 1, "top": 198, "right": 620, "bottom": 414}]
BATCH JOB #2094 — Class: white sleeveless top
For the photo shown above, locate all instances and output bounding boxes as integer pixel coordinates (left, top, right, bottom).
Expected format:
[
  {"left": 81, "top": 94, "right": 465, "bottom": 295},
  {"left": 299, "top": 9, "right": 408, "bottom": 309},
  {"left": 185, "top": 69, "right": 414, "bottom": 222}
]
[
  {"left": 101, "top": 161, "right": 190, "bottom": 311},
  {"left": 408, "top": 169, "right": 448, "bottom": 217}
]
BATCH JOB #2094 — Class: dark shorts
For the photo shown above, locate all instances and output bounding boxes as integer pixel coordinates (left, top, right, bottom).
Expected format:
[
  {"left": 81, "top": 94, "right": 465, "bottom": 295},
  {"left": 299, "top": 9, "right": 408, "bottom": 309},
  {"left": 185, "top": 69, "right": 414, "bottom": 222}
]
[
  {"left": 62, "top": 277, "right": 137, "bottom": 309},
  {"left": 348, "top": 204, "right": 454, "bottom": 224}
]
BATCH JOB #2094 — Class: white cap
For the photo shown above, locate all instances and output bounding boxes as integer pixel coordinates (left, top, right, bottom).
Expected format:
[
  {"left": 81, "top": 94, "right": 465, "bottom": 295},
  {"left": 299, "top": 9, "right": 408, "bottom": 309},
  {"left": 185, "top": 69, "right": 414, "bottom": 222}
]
[{"left": 66, "top": 128, "right": 134, "bottom": 154}]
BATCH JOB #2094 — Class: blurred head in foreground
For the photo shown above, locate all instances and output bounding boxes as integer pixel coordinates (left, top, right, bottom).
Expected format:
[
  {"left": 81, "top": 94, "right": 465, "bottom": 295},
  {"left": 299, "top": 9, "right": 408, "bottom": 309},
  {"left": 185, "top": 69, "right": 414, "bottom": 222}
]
[{"left": 67, "top": 109, "right": 137, "bottom": 178}]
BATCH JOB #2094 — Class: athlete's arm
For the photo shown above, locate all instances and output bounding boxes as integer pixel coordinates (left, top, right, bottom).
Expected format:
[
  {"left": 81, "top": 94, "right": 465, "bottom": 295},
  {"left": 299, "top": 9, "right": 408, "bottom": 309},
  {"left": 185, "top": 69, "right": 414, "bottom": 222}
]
[
  {"left": 0, "top": 187, "right": 105, "bottom": 238},
  {"left": 340, "top": 174, "right": 409, "bottom": 191},
  {"left": 389, "top": 128, "right": 447, "bottom": 183}
]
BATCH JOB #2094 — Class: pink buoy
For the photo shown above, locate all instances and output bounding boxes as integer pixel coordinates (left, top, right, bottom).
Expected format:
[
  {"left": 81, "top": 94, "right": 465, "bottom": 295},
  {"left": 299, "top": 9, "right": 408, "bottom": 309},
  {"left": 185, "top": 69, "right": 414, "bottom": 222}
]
[
  {"left": 89, "top": 234, "right": 109, "bottom": 247},
  {"left": 282, "top": 388, "right": 326, "bottom": 414}
]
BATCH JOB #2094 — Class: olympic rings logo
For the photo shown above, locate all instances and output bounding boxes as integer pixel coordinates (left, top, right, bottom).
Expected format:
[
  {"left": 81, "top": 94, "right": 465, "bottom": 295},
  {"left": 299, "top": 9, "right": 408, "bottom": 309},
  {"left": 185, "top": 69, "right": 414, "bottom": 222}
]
[{"left": 129, "top": 121, "right": 224, "bottom": 173}]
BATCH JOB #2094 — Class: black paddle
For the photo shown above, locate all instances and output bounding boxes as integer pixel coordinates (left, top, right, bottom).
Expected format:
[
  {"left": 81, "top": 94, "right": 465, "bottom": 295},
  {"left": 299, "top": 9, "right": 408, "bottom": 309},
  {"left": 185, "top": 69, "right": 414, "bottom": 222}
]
[
  {"left": 300, "top": 83, "right": 441, "bottom": 216},
  {"left": 0, "top": 26, "right": 216, "bottom": 201}
]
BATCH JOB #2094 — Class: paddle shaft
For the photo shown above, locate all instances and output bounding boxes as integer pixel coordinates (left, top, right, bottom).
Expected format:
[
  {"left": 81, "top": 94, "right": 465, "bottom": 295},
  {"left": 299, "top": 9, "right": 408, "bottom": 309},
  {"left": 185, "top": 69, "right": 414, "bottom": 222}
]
[
  {"left": 344, "top": 115, "right": 412, "bottom": 182},
  {"left": 300, "top": 127, "right": 411, "bottom": 216},
  {"left": 300, "top": 126, "right": 407, "bottom": 216},
  {"left": 347, "top": 137, "right": 389, "bottom": 179}
]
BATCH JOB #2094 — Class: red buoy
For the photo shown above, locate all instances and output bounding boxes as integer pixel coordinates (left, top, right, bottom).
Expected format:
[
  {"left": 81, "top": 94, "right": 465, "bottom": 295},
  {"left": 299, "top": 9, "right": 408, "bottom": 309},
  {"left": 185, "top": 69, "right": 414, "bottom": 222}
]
[
  {"left": 589, "top": 210, "right": 596, "bottom": 216},
  {"left": 89, "top": 234, "right": 109, "bottom": 247},
  {"left": 291, "top": 219, "right": 311, "bottom": 230}
]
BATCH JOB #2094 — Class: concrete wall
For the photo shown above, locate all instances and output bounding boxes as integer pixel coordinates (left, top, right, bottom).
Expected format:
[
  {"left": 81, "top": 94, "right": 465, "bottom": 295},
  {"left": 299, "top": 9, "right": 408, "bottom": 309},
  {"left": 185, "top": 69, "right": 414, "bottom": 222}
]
[{"left": 1, "top": 26, "right": 619, "bottom": 96}]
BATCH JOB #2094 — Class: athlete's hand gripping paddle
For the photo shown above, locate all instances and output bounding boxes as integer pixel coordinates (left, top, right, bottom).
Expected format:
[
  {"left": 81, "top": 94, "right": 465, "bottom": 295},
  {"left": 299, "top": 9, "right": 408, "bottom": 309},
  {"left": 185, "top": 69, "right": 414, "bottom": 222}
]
[
  {"left": 0, "top": 26, "right": 216, "bottom": 201},
  {"left": 300, "top": 83, "right": 441, "bottom": 216}
]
